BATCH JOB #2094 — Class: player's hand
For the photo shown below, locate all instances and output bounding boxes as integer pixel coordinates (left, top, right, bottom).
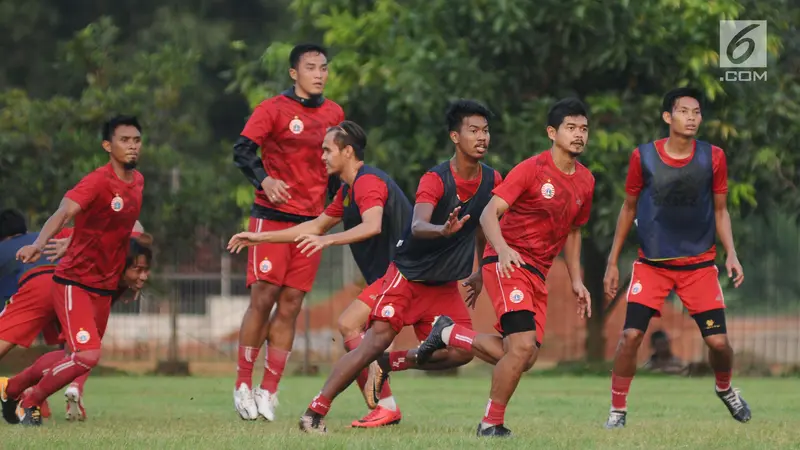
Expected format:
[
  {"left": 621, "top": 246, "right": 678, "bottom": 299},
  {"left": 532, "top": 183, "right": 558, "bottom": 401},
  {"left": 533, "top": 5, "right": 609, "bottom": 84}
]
[
  {"left": 726, "top": 253, "right": 744, "bottom": 288},
  {"left": 16, "top": 244, "right": 42, "bottom": 264},
  {"left": 603, "top": 263, "right": 619, "bottom": 300},
  {"left": 462, "top": 270, "right": 483, "bottom": 309},
  {"left": 43, "top": 237, "right": 70, "bottom": 262},
  {"left": 441, "top": 206, "right": 470, "bottom": 237},
  {"left": 573, "top": 281, "right": 592, "bottom": 319},
  {"left": 295, "top": 234, "right": 330, "bottom": 257},
  {"left": 261, "top": 176, "right": 291, "bottom": 204},
  {"left": 497, "top": 246, "right": 524, "bottom": 278},
  {"left": 227, "top": 232, "right": 267, "bottom": 254}
]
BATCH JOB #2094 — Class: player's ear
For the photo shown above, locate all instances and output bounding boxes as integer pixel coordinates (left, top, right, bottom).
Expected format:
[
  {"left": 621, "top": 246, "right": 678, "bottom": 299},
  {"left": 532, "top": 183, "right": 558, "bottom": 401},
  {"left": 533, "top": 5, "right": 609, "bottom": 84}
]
[
  {"left": 662, "top": 111, "right": 672, "bottom": 125},
  {"left": 102, "top": 140, "right": 112, "bottom": 153},
  {"left": 449, "top": 131, "right": 459, "bottom": 145},
  {"left": 546, "top": 126, "right": 557, "bottom": 141},
  {"left": 289, "top": 68, "right": 298, "bottom": 82}
]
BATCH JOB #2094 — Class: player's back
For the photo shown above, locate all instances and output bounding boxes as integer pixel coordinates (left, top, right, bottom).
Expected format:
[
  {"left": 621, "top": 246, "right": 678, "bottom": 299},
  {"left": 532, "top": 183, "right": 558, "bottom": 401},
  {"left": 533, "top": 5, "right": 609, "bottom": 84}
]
[{"left": 55, "top": 164, "right": 144, "bottom": 293}]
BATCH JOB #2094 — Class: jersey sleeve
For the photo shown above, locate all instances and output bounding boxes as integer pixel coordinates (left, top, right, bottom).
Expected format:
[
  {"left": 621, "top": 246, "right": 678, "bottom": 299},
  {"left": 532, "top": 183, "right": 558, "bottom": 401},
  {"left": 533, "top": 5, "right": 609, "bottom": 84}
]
[
  {"left": 493, "top": 170, "right": 504, "bottom": 187},
  {"left": 353, "top": 175, "right": 388, "bottom": 212},
  {"left": 712, "top": 147, "right": 728, "bottom": 194},
  {"left": 415, "top": 172, "right": 445, "bottom": 205},
  {"left": 323, "top": 186, "right": 345, "bottom": 218},
  {"left": 491, "top": 160, "right": 534, "bottom": 206},
  {"left": 573, "top": 176, "right": 595, "bottom": 227},
  {"left": 240, "top": 102, "right": 276, "bottom": 147},
  {"left": 624, "top": 148, "right": 643, "bottom": 196},
  {"left": 64, "top": 171, "right": 102, "bottom": 210}
]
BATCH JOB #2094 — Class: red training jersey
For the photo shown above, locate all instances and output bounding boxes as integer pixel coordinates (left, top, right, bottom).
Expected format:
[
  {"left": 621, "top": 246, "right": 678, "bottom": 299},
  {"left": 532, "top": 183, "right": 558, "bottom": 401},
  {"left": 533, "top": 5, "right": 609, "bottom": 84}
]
[
  {"left": 415, "top": 163, "right": 504, "bottom": 205},
  {"left": 484, "top": 151, "right": 595, "bottom": 277},
  {"left": 325, "top": 174, "right": 388, "bottom": 218},
  {"left": 55, "top": 163, "right": 144, "bottom": 292},
  {"left": 625, "top": 138, "right": 728, "bottom": 266},
  {"left": 241, "top": 95, "right": 345, "bottom": 217}
]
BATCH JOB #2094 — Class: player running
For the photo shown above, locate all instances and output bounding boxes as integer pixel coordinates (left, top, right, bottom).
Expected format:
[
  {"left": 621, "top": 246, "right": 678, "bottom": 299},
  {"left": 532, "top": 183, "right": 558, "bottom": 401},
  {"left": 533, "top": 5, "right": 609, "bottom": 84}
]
[
  {"left": 1, "top": 115, "right": 144, "bottom": 426},
  {"left": 228, "top": 120, "right": 412, "bottom": 427},
  {"left": 417, "top": 98, "right": 595, "bottom": 437},
  {"left": 297, "top": 99, "right": 502, "bottom": 434},
  {"left": 603, "top": 88, "right": 750, "bottom": 429},
  {"left": 232, "top": 43, "right": 345, "bottom": 421}
]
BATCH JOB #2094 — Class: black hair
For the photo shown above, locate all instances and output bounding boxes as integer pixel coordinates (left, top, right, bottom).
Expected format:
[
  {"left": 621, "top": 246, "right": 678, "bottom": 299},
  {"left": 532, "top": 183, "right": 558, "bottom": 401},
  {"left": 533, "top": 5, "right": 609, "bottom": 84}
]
[
  {"left": 326, "top": 120, "right": 367, "bottom": 160},
  {"left": 0, "top": 209, "right": 27, "bottom": 239},
  {"left": 547, "top": 98, "right": 589, "bottom": 129},
  {"left": 445, "top": 99, "right": 493, "bottom": 133},
  {"left": 125, "top": 234, "right": 153, "bottom": 269},
  {"left": 289, "top": 44, "right": 328, "bottom": 69},
  {"left": 650, "top": 330, "right": 668, "bottom": 345},
  {"left": 102, "top": 116, "right": 142, "bottom": 142},
  {"left": 662, "top": 87, "right": 704, "bottom": 114}
]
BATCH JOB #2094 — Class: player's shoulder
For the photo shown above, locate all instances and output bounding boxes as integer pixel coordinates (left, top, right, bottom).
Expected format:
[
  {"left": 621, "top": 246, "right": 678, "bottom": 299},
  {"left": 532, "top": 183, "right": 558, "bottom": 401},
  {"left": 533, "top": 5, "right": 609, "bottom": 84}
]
[
  {"left": 574, "top": 160, "right": 595, "bottom": 184},
  {"left": 322, "top": 98, "right": 344, "bottom": 115},
  {"left": 251, "top": 95, "right": 286, "bottom": 114}
]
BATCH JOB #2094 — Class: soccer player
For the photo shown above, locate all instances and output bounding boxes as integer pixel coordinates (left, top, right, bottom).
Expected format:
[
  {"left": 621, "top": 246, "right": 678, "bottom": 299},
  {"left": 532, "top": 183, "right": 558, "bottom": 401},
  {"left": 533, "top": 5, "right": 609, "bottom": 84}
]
[
  {"left": 228, "top": 120, "right": 412, "bottom": 427},
  {"left": 1, "top": 115, "right": 144, "bottom": 426},
  {"left": 232, "top": 43, "right": 345, "bottom": 421},
  {"left": 298, "top": 99, "right": 502, "bottom": 434},
  {"left": 603, "top": 87, "right": 750, "bottom": 428},
  {"left": 417, "top": 98, "right": 595, "bottom": 437}
]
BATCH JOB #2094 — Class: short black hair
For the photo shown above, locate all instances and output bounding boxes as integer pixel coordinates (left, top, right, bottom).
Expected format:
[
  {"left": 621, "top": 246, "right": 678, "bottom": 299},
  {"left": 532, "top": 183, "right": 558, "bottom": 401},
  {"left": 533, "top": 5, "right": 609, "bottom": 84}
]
[
  {"left": 0, "top": 209, "right": 27, "bottom": 239},
  {"left": 662, "top": 87, "right": 704, "bottom": 114},
  {"left": 650, "top": 330, "right": 668, "bottom": 345},
  {"left": 289, "top": 44, "right": 328, "bottom": 69},
  {"left": 126, "top": 234, "right": 153, "bottom": 269},
  {"left": 102, "top": 116, "right": 142, "bottom": 142},
  {"left": 547, "top": 98, "right": 589, "bottom": 129},
  {"left": 445, "top": 99, "right": 493, "bottom": 133},
  {"left": 326, "top": 121, "right": 367, "bottom": 160}
]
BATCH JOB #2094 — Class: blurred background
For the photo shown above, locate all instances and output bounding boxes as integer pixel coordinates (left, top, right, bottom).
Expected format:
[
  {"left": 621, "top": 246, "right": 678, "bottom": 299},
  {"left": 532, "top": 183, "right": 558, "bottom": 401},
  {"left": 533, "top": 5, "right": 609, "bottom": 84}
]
[{"left": 0, "top": 0, "right": 798, "bottom": 377}]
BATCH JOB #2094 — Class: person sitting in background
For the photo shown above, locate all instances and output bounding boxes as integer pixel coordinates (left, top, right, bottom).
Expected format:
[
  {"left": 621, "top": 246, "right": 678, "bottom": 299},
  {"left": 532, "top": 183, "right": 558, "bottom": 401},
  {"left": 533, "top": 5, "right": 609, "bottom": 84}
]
[{"left": 641, "top": 330, "right": 685, "bottom": 374}]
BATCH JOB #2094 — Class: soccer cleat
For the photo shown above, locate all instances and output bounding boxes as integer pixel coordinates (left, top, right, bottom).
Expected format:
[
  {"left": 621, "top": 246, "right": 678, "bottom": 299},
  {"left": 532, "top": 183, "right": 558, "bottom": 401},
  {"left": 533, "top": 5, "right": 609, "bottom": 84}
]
[
  {"left": 605, "top": 410, "right": 627, "bottom": 429},
  {"left": 233, "top": 383, "right": 258, "bottom": 420},
  {"left": 364, "top": 360, "right": 388, "bottom": 410},
  {"left": 0, "top": 377, "right": 20, "bottom": 424},
  {"left": 477, "top": 423, "right": 512, "bottom": 437},
  {"left": 253, "top": 386, "right": 279, "bottom": 421},
  {"left": 717, "top": 387, "right": 751, "bottom": 423},
  {"left": 22, "top": 388, "right": 50, "bottom": 419},
  {"left": 416, "top": 315, "right": 454, "bottom": 365},
  {"left": 16, "top": 403, "right": 42, "bottom": 427},
  {"left": 351, "top": 405, "right": 402, "bottom": 428},
  {"left": 298, "top": 413, "right": 327, "bottom": 434},
  {"left": 65, "top": 385, "right": 87, "bottom": 421}
]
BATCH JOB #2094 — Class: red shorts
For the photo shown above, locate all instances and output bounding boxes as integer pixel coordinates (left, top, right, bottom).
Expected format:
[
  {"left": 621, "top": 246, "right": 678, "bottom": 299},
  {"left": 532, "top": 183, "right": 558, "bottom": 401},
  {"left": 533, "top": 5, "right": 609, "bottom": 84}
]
[
  {"left": 246, "top": 217, "right": 322, "bottom": 292},
  {"left": 356, "top": 278, "right": 383, "bottom": 310},
  {"left": 483, "top": 263, "right": 548, "bottom": 345},
  {"left": 367, "top": 264, "right": 472, "bottom": 341},
  {"left": 0, "top": 274, "right": 61, "bottom": 347},
  {"left": 52, "top": 283, "right": 112, "bottom": 352},
  {"left": 626, "top": 261, "right": 725, "bottom": 316}
]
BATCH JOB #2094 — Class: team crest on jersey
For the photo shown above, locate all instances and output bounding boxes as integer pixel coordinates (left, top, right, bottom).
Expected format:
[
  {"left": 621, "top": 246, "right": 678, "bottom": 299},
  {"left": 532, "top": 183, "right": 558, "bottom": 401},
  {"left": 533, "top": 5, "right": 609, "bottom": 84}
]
[
  {"left": 259, "top": 257, "right": 273, "bottom": 273},
  {"left": 631, "top": 281, "right": 642, "bottom": 295},
  {"left": 381, "top": 305, "right": 395, "bottom": 318},
  {"left": 111, "top": 194, "right": 124, "bottom": 212},
  {"left": 540, "top": 181, "right": 555, "bottom": 199},
  {"left": 289, "top": 116, "right": 304, "bottom": 134},
  {"left": 509, "top": 289, "right": 525, "bottom": 304},
  {"left": 76, "top": 329, "right": 91, "bottom": 344}
]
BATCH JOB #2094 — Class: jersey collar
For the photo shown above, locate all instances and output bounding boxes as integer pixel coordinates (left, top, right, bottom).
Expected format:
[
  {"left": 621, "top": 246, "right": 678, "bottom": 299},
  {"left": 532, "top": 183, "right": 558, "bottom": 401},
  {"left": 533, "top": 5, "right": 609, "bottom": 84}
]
[{"left": 281, "top": 87, "right": 325, "bottom": 108}]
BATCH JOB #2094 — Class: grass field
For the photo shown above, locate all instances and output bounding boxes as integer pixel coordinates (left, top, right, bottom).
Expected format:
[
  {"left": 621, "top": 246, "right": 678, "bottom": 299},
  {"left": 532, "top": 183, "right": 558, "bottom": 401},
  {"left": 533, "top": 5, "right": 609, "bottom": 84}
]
[{"left": 2, "top": 373, "right": 799, "bottom": 449}]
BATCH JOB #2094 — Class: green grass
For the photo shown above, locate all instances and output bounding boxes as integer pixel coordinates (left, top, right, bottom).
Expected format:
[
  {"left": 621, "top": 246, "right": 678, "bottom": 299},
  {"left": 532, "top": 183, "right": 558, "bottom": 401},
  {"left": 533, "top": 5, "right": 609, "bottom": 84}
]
[{"left": 2, "top": 374, "right": 799, "bottom": 449}]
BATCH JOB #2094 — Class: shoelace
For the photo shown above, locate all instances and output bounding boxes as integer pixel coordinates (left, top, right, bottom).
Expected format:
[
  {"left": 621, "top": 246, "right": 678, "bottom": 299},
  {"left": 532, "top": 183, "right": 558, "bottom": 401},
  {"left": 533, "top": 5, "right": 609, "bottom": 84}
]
[{"left": 723, "top": 388, "right": 744, "bottom": 412}]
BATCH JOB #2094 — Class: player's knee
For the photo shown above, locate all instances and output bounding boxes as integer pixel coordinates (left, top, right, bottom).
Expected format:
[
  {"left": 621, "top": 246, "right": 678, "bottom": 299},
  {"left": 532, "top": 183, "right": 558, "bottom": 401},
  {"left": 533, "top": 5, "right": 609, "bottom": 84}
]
[
  {"left": 522, "top": 343, "right": 541, "bottom": 372},
  {"left": 704, "top": 334, "right": 731, "bottom": 354},
  {"left": 274, "top": 292, "right": 304, "bottom": 321},
  {"left": 337, "top": 311, "right": 364, "bottom": 340},
  {"left": 73, "top": 349, "right": 102, "bottom": 369},
  {"left": 620, "top": 328, "right": 645, "bottom": 349},
  {"left": 508, "top": 336, "right": 536, "bottom": 362},
  {"left": 249, "top": 282, "right": 279, "bottom": 313}
]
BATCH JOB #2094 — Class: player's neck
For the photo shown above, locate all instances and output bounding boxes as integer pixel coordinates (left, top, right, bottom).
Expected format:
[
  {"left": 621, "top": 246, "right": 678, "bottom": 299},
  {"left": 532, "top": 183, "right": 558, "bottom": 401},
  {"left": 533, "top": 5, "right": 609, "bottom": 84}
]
[
  {"left": 450, "top": 154, "right": 481, "bottom": 180},
  {"left": 550, "top": 147, "right": 576, "bottom": 175},
  {"left": 665, "top": 135, "right": 694, "bottom": 157},
  {"left": 340, "top": 161, "right": 364, "bottom": 186},
  {"left": 110, "top": 160, "right": 135, "bottom": 183},
  {"left": 293, "top": 85, "right": 311, "bottom": 99}
]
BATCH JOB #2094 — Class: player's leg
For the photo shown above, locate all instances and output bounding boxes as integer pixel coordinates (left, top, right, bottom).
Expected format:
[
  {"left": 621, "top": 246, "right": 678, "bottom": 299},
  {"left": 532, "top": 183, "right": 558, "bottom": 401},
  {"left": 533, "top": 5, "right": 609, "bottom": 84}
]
[
  {"left": 605, "top": 261, "right": 672, "bottom": 429},
  {"left": 679, "top": 266, "right": 750, "bottom": 422},
  {"left": 338, "top": 297, "right": 375, "bottom": 407},
  {"left": 64, "top": 295, "right": 110, "bottom": 423}
]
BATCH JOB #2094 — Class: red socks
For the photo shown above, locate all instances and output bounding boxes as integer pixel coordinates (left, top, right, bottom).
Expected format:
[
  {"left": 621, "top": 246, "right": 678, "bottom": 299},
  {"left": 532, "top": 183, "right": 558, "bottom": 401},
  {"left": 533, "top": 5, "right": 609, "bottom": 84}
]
[
  {"left": 236, "top": 345, "right": 259, "bottom": 388},
  {"left": 70, "top": 371, "right": 90, "bottom": 394},
  {"left": 6, "top": 350, "right": 64, "bottom": 399},
  {"left": 309, "top": 392, "right": 332, "bottom": 416},
  {"left": 482, "top": 399, "right": 506, "bottom": 425},
  {"left": 445, "top": 324, "right": 477, "bottom": 352},
  {"left": 715, "top": 371, "right": 732, "bottom": 391},
  {"left": 22, "top": 352, "right": 99, "bottom": 408},
  {"left": 388, "top": 350, "right": 411, "bottom": 372},
  {"left": 611, "top": 373, "right": 633, "bottom": 411},
  {"left": 260, "top": 346, "right": 290, "bottom": 393}
]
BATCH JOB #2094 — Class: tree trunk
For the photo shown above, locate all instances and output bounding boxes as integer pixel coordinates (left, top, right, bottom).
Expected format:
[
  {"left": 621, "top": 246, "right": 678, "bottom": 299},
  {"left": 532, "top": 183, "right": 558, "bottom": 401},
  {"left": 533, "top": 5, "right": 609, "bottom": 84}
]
[{"left": 583, "top": 238, "right": 607, "bottom": 362}]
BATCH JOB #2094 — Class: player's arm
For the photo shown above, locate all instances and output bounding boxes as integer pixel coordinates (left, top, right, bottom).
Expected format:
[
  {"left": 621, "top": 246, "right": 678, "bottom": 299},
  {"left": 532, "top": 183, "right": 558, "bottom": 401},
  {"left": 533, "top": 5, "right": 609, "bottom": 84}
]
[
  {"left": 714, "top": 194, "right": 736, "bottom": 256},
  {"left": 563, "top": 227, "right": 583, "bottom": 284},
  {"left": 606, "top": 195, "right": 637, "bottom": 267},
  {"left": 318, "top": 206, "right": 383, "bottom": 246},
  {"left": 410, "top": 173, "right": 452, "bottom": 239},
  {"left": 239, "top": 214, "right": 341, "bottom": 245},
  {"left": 712, "top": 149, "right": 744, "bottom": 286},
  {"left": 31, "top": 198, "right": 82, "bottom": 251},
  {"left": 604, "top": 150, "right": 641, "bottom": 299},
  {"left": 233, "top": 104, "right": 271, "bottom": 190},
  {"left": 479, "top": 195, "right": 511, "bottom": 252}
]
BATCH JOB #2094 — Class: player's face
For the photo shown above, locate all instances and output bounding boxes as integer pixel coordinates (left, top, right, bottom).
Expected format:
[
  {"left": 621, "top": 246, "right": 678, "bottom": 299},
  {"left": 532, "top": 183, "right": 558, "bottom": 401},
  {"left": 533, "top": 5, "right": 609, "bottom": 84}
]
[
  {"left": 321, "top": 132, "right": 345, "bottom": 175},
  {"left": 663, "top": 96, "right": 702, "bottom": 137},
  {"left": 290, "top": 52, "right": 329, "bottom": 97},
  {"left": 104, "top": 125, "right": 142, "bottom": 170},
  {"left": 452, "top": 115, "right": 489, "bottom": 160},
  {"left": 548, "top": 115, "right": 588, "bottom": 157},
  {"left": 123, "top": 255, "right": 150, "bottom": 291}
]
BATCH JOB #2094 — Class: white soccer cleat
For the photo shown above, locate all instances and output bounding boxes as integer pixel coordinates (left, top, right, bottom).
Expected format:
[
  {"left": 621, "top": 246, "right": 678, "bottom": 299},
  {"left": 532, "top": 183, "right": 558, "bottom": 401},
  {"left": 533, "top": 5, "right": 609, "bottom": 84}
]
[
  {"left": 254, "top": 386, "right": 279, "bottom": 421},
  {"left": 65, "top": 386, "right": 86, "bottom": 422},
  {"left": 233, "top": 383, "right": 258, "bottom": 420}
]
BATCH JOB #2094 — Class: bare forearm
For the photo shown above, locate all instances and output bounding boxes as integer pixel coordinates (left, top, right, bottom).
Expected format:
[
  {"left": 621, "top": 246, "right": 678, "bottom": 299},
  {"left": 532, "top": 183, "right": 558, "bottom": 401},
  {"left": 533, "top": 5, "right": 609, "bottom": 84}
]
[
  {"left": 607, "top": 204, "right": 636, "bottom": 264},
  {"left": 475, "top": 229, "right": 487, "bottom": 266},
  {"left": 33, "top": 208, "right": 71, "bottom": 249},
  {"left": 479, "top": 210, "right": 508, "bottom": 252},
  {"left": 410, "top": 220, "right": 446, "bottom": 239},
  {"left": 715, "top": 210, "right": 737, "bottom": 256},
  {"left": 261, "top": 220, "right": 325, "bottom": 243},
  {"left": 564, "top": 230, "right": 583, "bottom": 283},
  {"left": 326, "top": 223, "right": 380, "bottom": 246}
]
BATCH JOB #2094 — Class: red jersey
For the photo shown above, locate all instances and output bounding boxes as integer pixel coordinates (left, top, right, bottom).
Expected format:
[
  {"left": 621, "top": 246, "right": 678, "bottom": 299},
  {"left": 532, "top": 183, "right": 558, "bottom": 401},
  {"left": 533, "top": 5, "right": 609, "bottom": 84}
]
[
  {"left": 415, "top": 164, "right": 504, "bottom": 205},
  {"left": 55, "top": 163, "right": 144, "bottom": 293},
  {"left": 241, "top": 94, "right": 345, "bottom": 218},
  {"left": 484, "top": 151, "right": 595, "bottom": 276},
  {"left": 324, "top": 174, "right": 388, "bottom": 218},
  {"left": 625, "top": 138, "right": 728, "bottom": 265}
]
